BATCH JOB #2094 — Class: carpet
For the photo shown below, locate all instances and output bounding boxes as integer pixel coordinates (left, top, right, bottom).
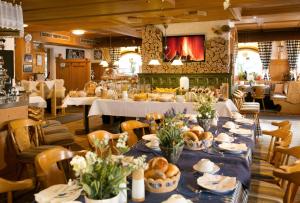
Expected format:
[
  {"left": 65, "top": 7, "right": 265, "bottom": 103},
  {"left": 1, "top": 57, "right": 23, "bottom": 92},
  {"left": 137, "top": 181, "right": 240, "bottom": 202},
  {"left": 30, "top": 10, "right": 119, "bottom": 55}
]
[{"left": 55, "top": 113, "right": 83, "bottom": 124}]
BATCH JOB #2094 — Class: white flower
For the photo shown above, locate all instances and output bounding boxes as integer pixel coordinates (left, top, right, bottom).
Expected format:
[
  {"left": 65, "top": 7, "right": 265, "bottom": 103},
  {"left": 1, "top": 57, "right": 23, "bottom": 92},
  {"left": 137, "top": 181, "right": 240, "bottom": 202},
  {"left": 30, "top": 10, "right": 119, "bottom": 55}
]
[
  {"left": 70, "top": 155, "right": 87, "bottom": 176},
  {"left": 85, "top": 151, "right": 97, "bottom": 165},
  {"left": 103, "top": 134, "right": 110, "bottom": 146}
]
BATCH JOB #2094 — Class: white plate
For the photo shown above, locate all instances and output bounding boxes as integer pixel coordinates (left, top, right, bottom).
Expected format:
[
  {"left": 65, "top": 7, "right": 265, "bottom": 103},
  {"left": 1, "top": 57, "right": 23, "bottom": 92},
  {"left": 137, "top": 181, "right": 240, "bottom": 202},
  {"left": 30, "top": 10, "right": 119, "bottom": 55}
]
[
  {"left": 234, "top": 118, "right": 254, "bottom": 125},
  {"left": 142, "top": 134, "right": 159, "bottom": 141},
  {"left": 197, "top": 173, "right": 237, "bottom": 194},
  {"left": 193, "top": 163, "right": 220, "bottom": 174},
  {"left": 145, "top": 142, "right": 161, "bottom": 151},
  {"left": 222, "top": 124, "right": 239, "bottom": 129},
  {"left": 229, "top": 128, "right": 252, "bottom": 136},
  {"left": 214, "top": 137, "right": 234, "bottom": 143},
  {"left": 218, "top": 143, "right": 247, "bottom": 154}
]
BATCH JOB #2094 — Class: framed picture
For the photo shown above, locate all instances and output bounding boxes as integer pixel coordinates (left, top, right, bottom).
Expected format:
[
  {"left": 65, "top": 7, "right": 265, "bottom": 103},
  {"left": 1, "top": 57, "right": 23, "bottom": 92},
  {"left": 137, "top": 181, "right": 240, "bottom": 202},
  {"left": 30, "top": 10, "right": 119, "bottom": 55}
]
[
  {"left": 24, "top": 54, "right": 33, "bottom": 63},
  {"left": 23, "top": 64, "right": 33, "bottom": 72},
  {"left": 66, "top": 49, "right": 85, "bottom": 59},
  {"left": 94, "top": 49, "right": 102, "bottom": 60},
  {"left": 36, "top": 54, "right": 43, "bottom": 66}
]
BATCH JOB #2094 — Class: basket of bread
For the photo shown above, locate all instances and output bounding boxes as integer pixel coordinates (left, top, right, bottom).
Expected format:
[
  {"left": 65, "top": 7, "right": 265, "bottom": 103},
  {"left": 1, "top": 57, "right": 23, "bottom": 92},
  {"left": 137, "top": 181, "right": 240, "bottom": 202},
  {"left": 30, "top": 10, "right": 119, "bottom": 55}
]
[
  {"left": 144, "top": 157, "right": 180, "bottom": 193},
  {"left": 182, "top": 126, "right": 213, "bottom": 150},
  {"left": 69, "top": 90, "right": 87, "bottom": 97}
]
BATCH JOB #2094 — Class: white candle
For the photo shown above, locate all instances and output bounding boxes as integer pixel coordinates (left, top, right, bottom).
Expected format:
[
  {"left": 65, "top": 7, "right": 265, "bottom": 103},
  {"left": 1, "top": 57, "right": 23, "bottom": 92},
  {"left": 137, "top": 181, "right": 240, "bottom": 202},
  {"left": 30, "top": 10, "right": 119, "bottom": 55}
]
[{"left": 180, "top": 76, "right": 189, "bottom": 90}]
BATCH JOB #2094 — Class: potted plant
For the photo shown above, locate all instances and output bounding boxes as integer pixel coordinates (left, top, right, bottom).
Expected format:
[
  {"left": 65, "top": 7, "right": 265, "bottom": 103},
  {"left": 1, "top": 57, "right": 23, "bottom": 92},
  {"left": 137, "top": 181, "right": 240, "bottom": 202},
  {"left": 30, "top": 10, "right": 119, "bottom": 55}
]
[
  {"left": 157, "top": 118, "right": 184, "bottom": 164},
  {"left": 70, "top": 145, "right": 146, "bottom": 202},
  {"left": 194, "top": 94, "right": 217, "bottom": 131}
]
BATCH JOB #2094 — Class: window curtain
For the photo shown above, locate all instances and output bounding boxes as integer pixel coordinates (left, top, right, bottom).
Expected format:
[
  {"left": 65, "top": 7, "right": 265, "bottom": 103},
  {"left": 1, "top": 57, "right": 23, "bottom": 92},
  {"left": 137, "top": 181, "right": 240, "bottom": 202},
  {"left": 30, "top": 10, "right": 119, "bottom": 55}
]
[
  {"left": 258, "top": 41, "right": 272, "bottom": 80},
  {"left": 109, "top": 48, "right": 121, "bottom": 63},
  {"left": 286, "top": 40, "right": 300, "bottom": 70}
]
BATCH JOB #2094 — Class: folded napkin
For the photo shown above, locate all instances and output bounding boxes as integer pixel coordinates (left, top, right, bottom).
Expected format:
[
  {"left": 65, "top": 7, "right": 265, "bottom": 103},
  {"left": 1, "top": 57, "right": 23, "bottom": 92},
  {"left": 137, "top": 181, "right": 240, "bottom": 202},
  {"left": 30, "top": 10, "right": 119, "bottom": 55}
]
[
  {"left": 197, "top": 173, "right": 237, "bottom": 193},
  {"left": 219, "top": 143, "right": 248, "bottom": 152},
  {"left": 235, "top": 118, "right": 254, "bottom": 125},
  {"left": 35, "top": 184, "right": 82, "bottom": 203},
  {"left": 229, "top": 128, "right": 252, "bottom": 135}
]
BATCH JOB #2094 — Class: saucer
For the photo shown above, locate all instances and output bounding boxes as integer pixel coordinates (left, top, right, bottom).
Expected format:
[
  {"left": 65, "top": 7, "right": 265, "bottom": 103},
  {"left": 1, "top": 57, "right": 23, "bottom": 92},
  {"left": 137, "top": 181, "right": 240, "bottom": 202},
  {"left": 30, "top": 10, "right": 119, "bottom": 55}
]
[{"left": 214, "top": 137, "right": 234, "bottom": 143}]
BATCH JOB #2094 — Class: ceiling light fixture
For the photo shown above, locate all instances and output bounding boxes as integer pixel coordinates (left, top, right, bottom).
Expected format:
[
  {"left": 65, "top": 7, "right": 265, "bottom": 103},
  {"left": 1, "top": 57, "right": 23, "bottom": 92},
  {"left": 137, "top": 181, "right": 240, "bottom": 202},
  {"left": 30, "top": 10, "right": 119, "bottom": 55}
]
[
  {"left": 72, "top": 29, "right": 85, "bottom": 35},
  {"left": 223, "top": 0, "right": 230, "bottom": 10},
  {"left": 171, "top": 58, "right": 183, "bottom": 66},
  {"left": 23, "top": 24, "right": 28, "bottom": 28}
]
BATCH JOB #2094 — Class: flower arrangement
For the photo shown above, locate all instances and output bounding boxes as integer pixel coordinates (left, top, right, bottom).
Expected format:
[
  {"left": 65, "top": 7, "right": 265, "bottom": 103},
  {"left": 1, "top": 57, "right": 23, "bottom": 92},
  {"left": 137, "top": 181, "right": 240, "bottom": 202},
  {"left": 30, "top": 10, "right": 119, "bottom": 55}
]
[
  {"left": 164, "top": 107, "right": 189, "bottom": 127},
  {"left": 194, "top": 94, "right": 217, "bottom": 119},
  {"left": 70, "top": 151, "right": 147, "bottom": 200}
]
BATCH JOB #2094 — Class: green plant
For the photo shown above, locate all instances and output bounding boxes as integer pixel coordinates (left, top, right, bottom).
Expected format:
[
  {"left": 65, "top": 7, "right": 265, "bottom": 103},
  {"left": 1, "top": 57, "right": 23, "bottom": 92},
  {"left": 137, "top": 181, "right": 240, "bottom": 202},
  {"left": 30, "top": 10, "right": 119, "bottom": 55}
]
[
  {"left": 157, "top": 124, "right": 184, "bottom": 148},
  {"left": 194, "top": 94, "right": 217, "bottom": 119},
  {"left": 70, "top": 152, "right": 146, "bottom": 200}
]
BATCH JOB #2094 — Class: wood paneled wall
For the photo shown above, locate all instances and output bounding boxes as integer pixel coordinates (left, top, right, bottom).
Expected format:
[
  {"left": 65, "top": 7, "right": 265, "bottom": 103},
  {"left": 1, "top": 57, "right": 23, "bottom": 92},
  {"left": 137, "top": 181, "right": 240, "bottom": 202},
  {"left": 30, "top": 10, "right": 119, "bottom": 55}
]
[{"left": 56, "top": 58, "right": 91, "bottom": 91}]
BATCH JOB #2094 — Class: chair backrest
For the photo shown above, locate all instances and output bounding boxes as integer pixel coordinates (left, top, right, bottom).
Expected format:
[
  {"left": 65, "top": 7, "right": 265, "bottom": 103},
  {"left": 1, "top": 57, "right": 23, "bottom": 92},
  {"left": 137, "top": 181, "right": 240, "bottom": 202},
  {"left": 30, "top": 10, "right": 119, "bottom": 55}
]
[
  {"left": 267, "top": 129, "right": 292, "bottom": 163},
  {"left": 0, "top": 178, "right": 33, "bottom": 203},
  {"left": 273, "top": 164, "right": 300, "bottom": 203},
  {"left": 121, "top": 120, "right": 149, "bottom": 146},
  {"left": 87, "top": 130, "right": 120, "bottom": 154},
  {"left": 35, "top": 146, "right": 74, "bottom": 188},
  {"left": 252, "top": 86, "right": 265, "bottom": 98},
  {"left": 8, "top": 119, "right": 41, "bottom": 153}
]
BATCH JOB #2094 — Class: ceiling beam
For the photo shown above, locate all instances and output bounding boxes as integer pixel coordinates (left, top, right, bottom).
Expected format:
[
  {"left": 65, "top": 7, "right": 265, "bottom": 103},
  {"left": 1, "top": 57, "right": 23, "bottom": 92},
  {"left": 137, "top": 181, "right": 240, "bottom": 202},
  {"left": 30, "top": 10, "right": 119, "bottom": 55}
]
[
  {"left": 104, "top": 26, "right": 141, "bottom": 38},
  {"left": 242, "top": 4, "right": 300, "bottom": 16}
]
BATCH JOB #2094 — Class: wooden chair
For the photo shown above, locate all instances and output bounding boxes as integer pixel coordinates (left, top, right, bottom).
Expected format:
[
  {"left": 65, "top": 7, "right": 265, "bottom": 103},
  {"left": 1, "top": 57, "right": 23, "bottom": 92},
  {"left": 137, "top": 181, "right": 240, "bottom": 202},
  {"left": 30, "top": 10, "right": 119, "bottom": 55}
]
[
  {"left": 121, "top": 120, "right": 149, "bottom": 146},
  {"left": 252, "top": 86, "right": 266, "bottom": 110},
  {"left": 251, "top": 130, "right": 293, "bottom": 183},
  {"left": 35, "top": 146, "right": 75, "bottom": 188},
  {"left": 0, "top": 178, "right": 34, "bottom": 203},
  {"left": 249, "top": 163, "right": 300, "bottom": 203},
  {"left": 87, "top": 130, "right": 120, "bottom": 155},
  {"left": 145, "top": 112, "right": 164, "bottom": 133}
]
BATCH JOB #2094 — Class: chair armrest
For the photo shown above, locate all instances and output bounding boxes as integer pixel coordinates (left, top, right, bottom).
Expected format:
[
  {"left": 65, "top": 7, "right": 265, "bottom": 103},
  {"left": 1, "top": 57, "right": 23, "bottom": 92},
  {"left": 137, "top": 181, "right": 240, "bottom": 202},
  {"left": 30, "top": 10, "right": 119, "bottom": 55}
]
[
  {"left": 262, "top": 129, "right": 290, "bottom": 139},
  {"left": 72, "top": 150, "right": 88, "bottom": 157},
  {"left": 274, "top": 146, "right": 300, "bottom": 158},
  {"left": 271, "top": 120, "right": 290, "bottom": 127},
  {"left": 0, "top": 178, "right": 34, "bottom": 192}
]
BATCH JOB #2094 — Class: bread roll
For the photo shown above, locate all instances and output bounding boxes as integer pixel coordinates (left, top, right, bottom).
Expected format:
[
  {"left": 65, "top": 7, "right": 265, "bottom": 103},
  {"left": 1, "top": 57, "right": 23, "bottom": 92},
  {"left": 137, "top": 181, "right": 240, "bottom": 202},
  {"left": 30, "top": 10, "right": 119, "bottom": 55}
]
[
  {"left": 183, "top": 131, "right": 199, "bottom": 142},
  {"left": 165, "top": 164, "right": 179, "bottom": 178},
  {"left": 191, "top": 125, "right": 204, "bottom": 136},
  {"left": 202, "top": 132, "right": 213, "bottom": 139},
  {"left": 150, "top": 157, "right": 169, "bottom": 172},
  {"left": 144, "top": 169, "right": 167, "bottom": 180}
]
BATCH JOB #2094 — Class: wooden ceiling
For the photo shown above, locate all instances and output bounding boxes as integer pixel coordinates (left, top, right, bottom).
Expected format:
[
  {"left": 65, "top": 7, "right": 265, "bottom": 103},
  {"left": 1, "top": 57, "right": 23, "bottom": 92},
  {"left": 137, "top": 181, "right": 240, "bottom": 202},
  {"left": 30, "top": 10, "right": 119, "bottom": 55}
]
[{"left": 11, "top": 0, "right": 300, "bottom": 38}]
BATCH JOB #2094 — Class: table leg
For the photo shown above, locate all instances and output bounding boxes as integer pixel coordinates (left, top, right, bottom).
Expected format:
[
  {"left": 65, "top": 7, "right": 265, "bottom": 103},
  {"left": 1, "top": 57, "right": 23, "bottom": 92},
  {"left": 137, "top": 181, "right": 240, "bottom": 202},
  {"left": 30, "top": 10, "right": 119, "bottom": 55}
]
[
  {"left": 75, "top": 105, "right": 90, "bottom": 135},
  {"left": 83, "top": 105, "right": 90, "bottom": 133}
]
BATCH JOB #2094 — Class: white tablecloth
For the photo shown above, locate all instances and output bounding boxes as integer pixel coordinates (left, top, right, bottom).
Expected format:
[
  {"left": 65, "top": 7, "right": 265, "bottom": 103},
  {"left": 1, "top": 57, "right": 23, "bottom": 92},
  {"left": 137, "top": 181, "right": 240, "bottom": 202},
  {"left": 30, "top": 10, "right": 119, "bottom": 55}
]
[
  {"left": 29, "top": 96, "right": 47, "bottom": 108},
  {"left": 62, "top": 96, "right": 98, "bottom": 107},
  {"left": 88, "top": 99, "right": 238, "bottom": 118}
]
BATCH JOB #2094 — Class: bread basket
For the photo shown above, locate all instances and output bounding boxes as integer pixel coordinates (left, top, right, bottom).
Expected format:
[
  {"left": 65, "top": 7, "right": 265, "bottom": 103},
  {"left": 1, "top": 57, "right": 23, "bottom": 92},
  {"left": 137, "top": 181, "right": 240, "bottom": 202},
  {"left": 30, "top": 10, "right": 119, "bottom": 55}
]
[{"left": 145, "top": 171, "right": 181, "bottom": 193}]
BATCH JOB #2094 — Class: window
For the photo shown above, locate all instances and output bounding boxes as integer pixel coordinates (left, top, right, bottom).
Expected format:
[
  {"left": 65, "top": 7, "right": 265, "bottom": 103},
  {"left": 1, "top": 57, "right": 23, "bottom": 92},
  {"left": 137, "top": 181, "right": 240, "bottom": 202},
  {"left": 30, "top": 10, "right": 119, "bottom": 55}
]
[
  {"left": 235, "top": 47, "right": 263, "bottom": 80},
  {"left": 118, "top": 52, "right": 142, "bottom": 75}
]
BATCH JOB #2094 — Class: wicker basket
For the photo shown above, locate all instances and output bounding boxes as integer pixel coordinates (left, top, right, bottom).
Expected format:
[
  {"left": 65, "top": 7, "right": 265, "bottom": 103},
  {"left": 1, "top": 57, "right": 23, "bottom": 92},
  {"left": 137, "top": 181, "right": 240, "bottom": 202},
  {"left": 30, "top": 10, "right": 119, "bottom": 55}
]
[{"left": 145, "top": 172, "right": 181, "bottom": 193}]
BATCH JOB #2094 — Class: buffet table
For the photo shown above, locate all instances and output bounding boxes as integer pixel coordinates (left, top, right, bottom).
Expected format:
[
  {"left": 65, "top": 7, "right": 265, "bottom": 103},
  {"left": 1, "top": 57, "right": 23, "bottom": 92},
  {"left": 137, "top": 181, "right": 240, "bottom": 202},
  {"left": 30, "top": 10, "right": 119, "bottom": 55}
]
[
  {"left": 29, "top": 96, "right": 47, "bottom": 108},
  {"left": 89, "top": 98, "right": 238, "bottom": 117}
]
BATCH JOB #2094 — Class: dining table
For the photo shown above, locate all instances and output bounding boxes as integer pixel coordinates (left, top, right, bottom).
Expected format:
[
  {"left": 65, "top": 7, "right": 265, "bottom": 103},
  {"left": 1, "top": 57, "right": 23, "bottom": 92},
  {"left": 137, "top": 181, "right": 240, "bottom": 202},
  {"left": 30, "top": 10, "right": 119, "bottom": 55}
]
[{"left": 35, "top": 116, "right": 255, "bottom": 203}]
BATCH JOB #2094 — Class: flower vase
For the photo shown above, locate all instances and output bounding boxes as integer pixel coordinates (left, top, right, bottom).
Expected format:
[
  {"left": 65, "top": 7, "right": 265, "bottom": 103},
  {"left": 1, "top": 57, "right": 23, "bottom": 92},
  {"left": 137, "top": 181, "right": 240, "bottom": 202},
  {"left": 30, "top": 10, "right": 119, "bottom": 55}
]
[
  {"left": 119, "top": 177, "right": 127, "bottom": 203},
  {"left": 197, "top": 118, "right": 213, "bottom": 132},
  {"left": 132, "top": 168, "right": 145, "bottom": 202},
  {"left": 159, "top": 144, "right": 184, "bottom": 164},
  {"left": 84, "top": 194, "right": 119, "bottom": 203}
]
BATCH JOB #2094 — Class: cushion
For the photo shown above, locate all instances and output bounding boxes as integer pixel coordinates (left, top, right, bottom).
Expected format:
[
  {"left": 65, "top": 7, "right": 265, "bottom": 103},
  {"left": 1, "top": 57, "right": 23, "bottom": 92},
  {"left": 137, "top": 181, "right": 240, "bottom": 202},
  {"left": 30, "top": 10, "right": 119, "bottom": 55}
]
[
  {"left": 42, "top": 120, "right": 62, "bottom": 128},
  {"left": 272, "top": 94, "right": 287, "bottom": 100},
  {"left": 43, "top": 132, "right": 74, "bottom": 146},
  {"left": 17, "top": 145, "right": 56, "bottom": 163},
  {"left": 274, "top": 84, "right": 284, "bottom": 94},
  {"left": 43, "top": 125, "right": 69, "bottom": 135},
  {"left": 249, "top": 179, "right": 283, "bottom": 203}
]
